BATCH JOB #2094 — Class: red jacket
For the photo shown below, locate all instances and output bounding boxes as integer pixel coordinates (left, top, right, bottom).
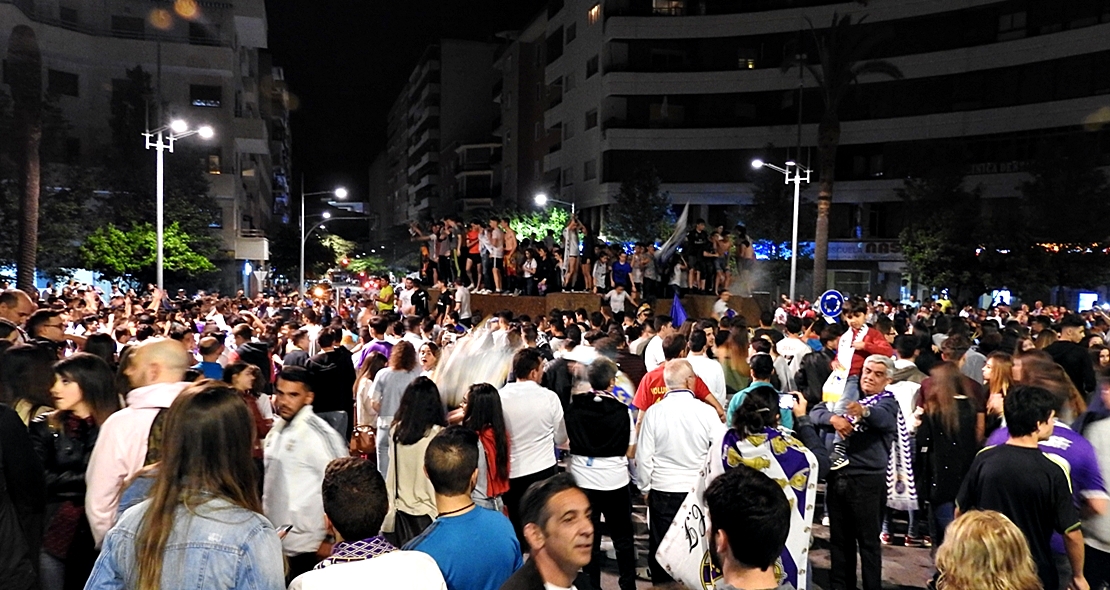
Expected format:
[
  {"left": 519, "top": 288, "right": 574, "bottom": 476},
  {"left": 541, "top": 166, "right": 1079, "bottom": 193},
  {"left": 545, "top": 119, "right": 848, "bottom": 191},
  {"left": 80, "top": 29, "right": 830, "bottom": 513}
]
[{"left": 837, "top": 326, "right": 894, "bottom": 377}]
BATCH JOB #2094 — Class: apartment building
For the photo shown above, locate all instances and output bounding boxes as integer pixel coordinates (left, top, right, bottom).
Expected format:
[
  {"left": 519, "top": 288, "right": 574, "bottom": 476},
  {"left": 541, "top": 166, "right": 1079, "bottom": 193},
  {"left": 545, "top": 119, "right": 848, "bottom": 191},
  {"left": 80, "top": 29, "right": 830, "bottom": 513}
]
[{"left": 1, "top": 0, "right": 281, "bottom": 289}]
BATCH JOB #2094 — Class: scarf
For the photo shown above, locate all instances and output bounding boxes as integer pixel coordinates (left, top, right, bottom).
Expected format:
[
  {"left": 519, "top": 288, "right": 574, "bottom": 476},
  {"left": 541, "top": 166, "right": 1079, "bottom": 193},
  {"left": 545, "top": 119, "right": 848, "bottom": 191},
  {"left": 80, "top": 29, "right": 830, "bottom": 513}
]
[
  {"left": 314, "top": 536, "right": 396, "bottom": 569},
  {"left": 479, "top": 427, "right": 510, "bottom": 498},
  {"left": 720, "top": 426, "right": 817, "bottom": 590},
  {"left": 860, "top": 390, "right": 918, "bottom": 510}
]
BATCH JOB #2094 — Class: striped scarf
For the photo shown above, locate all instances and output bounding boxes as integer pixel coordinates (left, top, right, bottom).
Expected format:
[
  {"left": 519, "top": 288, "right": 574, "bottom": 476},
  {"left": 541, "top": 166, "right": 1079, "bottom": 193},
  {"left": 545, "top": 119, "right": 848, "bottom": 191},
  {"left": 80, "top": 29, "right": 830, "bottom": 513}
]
[{"left": 860, "top": 390, "right": 918, "bottom": 510}]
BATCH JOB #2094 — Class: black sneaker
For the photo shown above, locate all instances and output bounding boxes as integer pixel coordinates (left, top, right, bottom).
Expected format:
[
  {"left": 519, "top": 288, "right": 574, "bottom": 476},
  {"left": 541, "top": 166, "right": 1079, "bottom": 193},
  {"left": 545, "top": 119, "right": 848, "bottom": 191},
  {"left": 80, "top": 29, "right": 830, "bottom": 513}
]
[{"left": 830, "top": 454, "right": 850, "bottom": 471}]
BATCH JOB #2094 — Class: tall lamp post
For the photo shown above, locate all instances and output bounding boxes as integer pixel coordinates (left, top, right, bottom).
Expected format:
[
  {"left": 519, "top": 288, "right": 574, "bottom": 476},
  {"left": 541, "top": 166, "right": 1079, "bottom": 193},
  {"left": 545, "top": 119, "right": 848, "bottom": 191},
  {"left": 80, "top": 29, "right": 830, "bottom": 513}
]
[
  {"left": 752, "top": 159, "right": 810, "bottom": 303},
  {"left": 534, "top": 192, "right": 575, "bottom": 217},
  {"left": 144, "top": 119, "right": 214, "bottom": 291},
  {"left": 299, "top": 180, "right": 348, "bottom": 296},
  {"left": 301, "top": 214, "right": 368, "bottom": 293}
]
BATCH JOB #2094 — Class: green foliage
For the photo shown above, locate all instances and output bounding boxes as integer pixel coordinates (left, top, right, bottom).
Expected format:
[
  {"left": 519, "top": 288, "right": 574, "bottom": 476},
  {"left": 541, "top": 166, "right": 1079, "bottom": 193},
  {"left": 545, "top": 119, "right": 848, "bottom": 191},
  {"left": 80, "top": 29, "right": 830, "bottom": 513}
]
[
  {"left": 321, "top": 234, "right": 359, "bottom": 266},
  {"left": 508, "top": 207, "right": 570, "bottom": 242},
  {"left": 80, "top": 222, "right": 216, "bottom": 280},
  {"left": 604, "top": 164, "right": 675, "bottom": 244},
  {"left": 347, "top": 255, "right": 388, "bottom": 275},
  {"left": 897, "top": 174, "right": 985, "bottom": 299}
]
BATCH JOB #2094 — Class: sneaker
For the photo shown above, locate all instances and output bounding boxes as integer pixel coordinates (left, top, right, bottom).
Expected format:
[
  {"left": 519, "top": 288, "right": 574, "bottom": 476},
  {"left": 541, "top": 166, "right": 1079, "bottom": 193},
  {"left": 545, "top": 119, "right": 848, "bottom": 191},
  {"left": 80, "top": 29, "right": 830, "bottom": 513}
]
[
  {"left": 821, "top": 515, "right": 830, "bottom": 527},
  {"left": 904, "top": 536, "right": 927, "bottom": 548},
  {"left": 829, "top": 454, "right": 849, "bottom": 471},
  {"left": 880, "top": 532, "right": 892, "bottom": 546}
]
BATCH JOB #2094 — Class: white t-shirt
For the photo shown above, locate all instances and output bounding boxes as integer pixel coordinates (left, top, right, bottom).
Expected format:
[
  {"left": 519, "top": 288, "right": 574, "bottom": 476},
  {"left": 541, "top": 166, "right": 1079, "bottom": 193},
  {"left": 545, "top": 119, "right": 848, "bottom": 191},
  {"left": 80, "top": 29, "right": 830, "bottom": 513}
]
[
  {"left": 455, "top": 285, "right": 472, "bottom": 320},
  {"left": 490, "top": 228, "right": 505, "bottom": 258},
  {"left": 603, "top": 289, "right": 632, "bottom": 314},
  {"left": 569, "top": 407, "right": 635, "bottom": 491},
  {"left": 398, "top": 288, "right": 415, "bottom": 313},
  {"left": 499, "top": 380, "right": 568, "bottom": 478},
  {"left": 686, "top": 353, "right": 726, "bottom": 404},
  {"left": 644, "top": 335, "right": 665, "bottom": 371},
  {"left": 289, "top": 551, "right": 447, "bottom": 590},
  {"left": 712, "top": 299, "right": 729, "bottom": 319}
]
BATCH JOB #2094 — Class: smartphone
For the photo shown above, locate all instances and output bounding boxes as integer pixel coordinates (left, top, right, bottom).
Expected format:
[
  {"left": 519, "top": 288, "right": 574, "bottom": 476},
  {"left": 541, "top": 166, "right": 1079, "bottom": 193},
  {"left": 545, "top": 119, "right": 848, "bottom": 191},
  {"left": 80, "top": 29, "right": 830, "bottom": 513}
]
[
  {"left": 779, "top": 393, "right": 796, "bottom": 410},
  {"left": 276, "top": 524, "right": 294, "bottom": 537}
]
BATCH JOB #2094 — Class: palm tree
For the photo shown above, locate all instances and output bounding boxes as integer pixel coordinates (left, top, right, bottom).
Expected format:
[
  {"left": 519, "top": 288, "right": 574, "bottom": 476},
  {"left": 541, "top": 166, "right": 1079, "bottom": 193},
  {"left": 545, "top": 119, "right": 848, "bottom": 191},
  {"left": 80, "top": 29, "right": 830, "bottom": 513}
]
[
  {"left": 786, "top": 13, "right": 903, "bottom": 298},
  {"left": 7, "top": 26, "right": 42, "bottom": 295}
]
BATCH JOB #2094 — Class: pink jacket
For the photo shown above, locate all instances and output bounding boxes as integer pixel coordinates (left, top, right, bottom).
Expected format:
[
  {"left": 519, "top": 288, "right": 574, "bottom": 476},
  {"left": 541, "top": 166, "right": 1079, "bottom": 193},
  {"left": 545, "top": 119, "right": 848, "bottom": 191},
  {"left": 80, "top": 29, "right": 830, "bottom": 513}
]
[{"left": 85, "top": 381, "right": 190, "bottom": 547}]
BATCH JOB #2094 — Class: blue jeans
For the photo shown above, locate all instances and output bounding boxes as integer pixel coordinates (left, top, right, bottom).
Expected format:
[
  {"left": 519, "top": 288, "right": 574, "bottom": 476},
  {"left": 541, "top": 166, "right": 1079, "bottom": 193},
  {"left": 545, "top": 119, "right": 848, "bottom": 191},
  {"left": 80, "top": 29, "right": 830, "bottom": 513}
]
[
  {"left": 932, "top": 501, "right": 956, "bottom": 546},
  {"left": 832, "top": 375, "right": 861, "bottom": 446}
]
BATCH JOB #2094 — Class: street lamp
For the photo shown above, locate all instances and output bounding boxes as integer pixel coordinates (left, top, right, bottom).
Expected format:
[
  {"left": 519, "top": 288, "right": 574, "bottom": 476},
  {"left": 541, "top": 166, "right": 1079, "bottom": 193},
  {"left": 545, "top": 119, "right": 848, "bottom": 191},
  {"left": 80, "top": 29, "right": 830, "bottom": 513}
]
[
  {"left": 301, "top": 214, "right": 367, "bottom": 291},
  {"left": 752, "top": 159, "right": 811, "bottom": 303},
  {"left": 535, "top": 192, "right": 575, "bottom": 217},
  {"left": 144, "top": 119, "right": 215, "bottom": 290},
  {"left": 299, "top": 179, "right": 347, "bottom": 296}
]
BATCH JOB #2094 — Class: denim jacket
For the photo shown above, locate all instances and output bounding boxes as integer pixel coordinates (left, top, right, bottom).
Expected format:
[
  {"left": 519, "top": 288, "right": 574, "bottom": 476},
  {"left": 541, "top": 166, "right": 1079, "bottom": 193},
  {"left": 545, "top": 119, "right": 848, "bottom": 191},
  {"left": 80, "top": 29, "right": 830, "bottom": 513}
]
[{"left": 85, "top": 495, "right": 285, "bottom": 590}]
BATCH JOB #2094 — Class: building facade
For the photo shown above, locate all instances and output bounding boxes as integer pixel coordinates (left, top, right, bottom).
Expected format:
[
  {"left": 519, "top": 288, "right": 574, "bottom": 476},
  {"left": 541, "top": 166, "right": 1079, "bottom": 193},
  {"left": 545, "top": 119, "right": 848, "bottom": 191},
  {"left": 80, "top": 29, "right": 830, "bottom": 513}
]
[
  {"left": 1, "top": 0, "right": 282, "bottom": 290},
  {"left": 373, "top": 39, "right": 499, "bottom": 227},
  {"left": 531, "top": 0, "right": 1110, "bottom": 298}
]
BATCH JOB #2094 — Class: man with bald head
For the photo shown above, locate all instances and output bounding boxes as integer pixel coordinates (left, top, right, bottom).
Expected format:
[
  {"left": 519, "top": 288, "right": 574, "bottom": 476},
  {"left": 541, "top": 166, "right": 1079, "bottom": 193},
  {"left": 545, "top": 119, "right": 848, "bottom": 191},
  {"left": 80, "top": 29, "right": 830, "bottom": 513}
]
[
  {"left": 85, "top": 338, "right": 193, "bottom": 546},
  {"left": 636, "top": 359, "right": 725, "bottom": 585},
  {"left": 0, "top": 288, "right": 35, "bottom": 344}
]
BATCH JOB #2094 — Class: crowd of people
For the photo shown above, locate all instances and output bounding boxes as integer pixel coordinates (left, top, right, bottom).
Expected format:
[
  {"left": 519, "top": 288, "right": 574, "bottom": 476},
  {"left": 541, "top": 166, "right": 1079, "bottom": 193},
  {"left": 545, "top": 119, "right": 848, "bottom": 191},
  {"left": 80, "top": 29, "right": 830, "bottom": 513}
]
[
  {"left": 408, "top": 216, "right": 756, "bottom": 298},
  {"left": 0, "top": 274, "right": 1108, "bottom": 590}
]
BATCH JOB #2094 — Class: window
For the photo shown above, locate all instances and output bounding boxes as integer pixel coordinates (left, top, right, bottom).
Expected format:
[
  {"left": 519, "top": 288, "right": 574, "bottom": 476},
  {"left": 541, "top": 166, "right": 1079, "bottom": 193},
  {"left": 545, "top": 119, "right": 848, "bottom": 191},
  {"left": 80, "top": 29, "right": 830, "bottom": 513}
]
[
  {"left": 652, "top": 0, "right": 685, "bottom": 15},
  {"left": 565, "top": 72, "right": 576, "bottom": 92},
  {"left": 111, "top": 16, "right": 144, "bottom": 38},
  {"left": 209, "top": 208, "right": 223, "bottom": 229},
  {"left": 190, "top": 84, "right": 222, "bottom": 107},
  {"left": 998, "top": 12, "right": 1027, "bottom": 40},
  {"left": 59, "top": 6, "right": 78, "bottom": 25},
  {"left": 586, "top": 55, "right": 599, "bottom": 78},
  {"left": 206, "top": 148, "right": 222, "bottom": 174},
  {"left": 189, "top": 22, "right": 219, "bottom": 45},
  {"left": 536, "top": 82, "right": 543, "bottom": 101},
  {"left": 565, "top": 22, "right": 577, "bottom": 44},
  {"left": 563, "top": 167, "right": 574, "bottom": 186},
  {"left": 584, "top": 159, "right": 597, "bottom": 181},
  {"left": 47, "top": 69, "right": 79, "bottom": 97},
  {"left": 563, "top": 119, "right": 575, "bottom": 140},
  {"left": 535, "top": 121, "right": 544, "bottom": 140},
  {"left": 535, "top": 46, "right": 544, "bottom": 68},
  {"left": 588, "top": 3, "right": 601, "bottom": 25},
  {"left": 737, "top": 48, "right": 758, "bottom": 70},
  {"left": 585, "top": 109, "right": 598, "bottom": 130}
]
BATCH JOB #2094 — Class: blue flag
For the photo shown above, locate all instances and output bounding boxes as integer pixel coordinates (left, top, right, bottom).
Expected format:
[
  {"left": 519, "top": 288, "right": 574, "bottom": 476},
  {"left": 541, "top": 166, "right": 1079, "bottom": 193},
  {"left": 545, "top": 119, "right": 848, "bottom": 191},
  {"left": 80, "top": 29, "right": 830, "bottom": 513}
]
[{"left": 671, "top": 292, "right": 688, "bottom": 326}]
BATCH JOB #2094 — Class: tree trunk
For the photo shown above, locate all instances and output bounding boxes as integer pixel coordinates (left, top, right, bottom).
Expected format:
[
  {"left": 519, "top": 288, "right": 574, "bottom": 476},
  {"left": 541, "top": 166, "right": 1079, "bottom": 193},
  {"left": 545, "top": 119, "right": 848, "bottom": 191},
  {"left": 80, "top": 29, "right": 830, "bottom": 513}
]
[
  {"left": 17, "top": 118, "right": 41, "bottom": 295},
  {"left": 812, "top": 115, "right": 840, "bottom": 299},
  {"left": 8, "top": 26, "right": 42, "bottom": 296}
]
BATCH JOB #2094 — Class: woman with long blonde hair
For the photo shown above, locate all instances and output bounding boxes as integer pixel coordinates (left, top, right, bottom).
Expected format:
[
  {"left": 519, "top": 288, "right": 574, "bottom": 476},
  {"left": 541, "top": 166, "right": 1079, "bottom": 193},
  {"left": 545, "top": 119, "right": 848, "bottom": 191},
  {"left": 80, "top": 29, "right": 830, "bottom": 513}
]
[
  {"left": 85, "top": 381, "right": 283, "bottom": 590},
  {"left": 983, "top": 351, "right": 1014, "bottom": 435},
  {"left": 935, "top": 510, "right": 1042, "bottom": 590}
]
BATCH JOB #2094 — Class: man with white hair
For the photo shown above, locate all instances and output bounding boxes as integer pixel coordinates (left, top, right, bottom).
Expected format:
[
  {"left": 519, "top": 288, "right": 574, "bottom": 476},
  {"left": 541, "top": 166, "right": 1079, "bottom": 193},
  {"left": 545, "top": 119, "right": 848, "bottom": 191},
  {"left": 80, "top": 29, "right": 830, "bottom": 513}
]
[
  {"left": 636, "top": 359, "right": 725, "bottom": 586},
  {"left": 810, "top": 354, "right": 901, "bottom": 590}
]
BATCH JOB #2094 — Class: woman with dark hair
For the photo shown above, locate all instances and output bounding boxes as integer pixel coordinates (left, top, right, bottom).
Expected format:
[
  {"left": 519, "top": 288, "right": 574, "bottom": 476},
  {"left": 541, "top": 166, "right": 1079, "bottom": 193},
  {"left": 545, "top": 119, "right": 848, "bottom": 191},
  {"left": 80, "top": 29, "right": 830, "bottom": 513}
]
[
  {"left": 706, "top": 383, "right": 823, "bottom": 590},
  {"left": 222, "top": 363, "right": 271, "bottom": 469},
  {"left": 418, "top": 341, "right": 440, "bottom": 377},
  {"left": 0, "top": 343, "right": 57, "bottom": 425},
  {"left": 382, "top": 377, "right": 446, "bottom": 546},
  {"left": 370, "top": 341, "right": 421, "bottom": 476},
  {"left": 81, "top": 334, "right": 117, "bottom": 369},
  {"left": 30, "top": 353, "right": 120, "bottom": 590},
  {"left": 84, "top": 381, "right": 284, "bottom": 590},
  {"left": 916, "top": 362, "right": 980, "bottom": 547},
  {"left": 461, "top": 383, "right": 511, "bottom": 511}
]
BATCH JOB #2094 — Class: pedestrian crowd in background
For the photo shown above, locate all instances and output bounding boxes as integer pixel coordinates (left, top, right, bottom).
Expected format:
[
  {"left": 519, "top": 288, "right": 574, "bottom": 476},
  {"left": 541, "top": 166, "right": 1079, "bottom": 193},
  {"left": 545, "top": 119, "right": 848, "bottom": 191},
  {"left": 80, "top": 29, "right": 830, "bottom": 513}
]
[{"left": 0, "top": 268, "right": 1108, "bottom": 590}]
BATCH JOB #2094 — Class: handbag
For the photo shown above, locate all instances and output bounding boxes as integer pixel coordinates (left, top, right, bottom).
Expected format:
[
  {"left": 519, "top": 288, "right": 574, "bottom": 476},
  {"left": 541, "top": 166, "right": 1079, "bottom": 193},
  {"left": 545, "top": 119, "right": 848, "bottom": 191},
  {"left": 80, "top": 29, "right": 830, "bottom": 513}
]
[{"left": 349, "top": 425, "right": 376, "bottom": 458}]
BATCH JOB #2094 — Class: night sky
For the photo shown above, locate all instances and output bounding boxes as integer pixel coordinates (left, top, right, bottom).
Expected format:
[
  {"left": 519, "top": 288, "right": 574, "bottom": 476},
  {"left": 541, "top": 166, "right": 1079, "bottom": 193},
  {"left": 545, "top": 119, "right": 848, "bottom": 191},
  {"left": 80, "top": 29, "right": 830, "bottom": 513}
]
[{"left": 265, "top": 0, "right": 548, "bottom": 204}]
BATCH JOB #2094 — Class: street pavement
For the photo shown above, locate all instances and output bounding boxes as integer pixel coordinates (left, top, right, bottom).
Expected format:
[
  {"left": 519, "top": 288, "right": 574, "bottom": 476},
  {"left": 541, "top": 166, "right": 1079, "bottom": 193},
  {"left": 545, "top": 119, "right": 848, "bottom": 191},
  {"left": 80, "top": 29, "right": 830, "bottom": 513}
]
[{"left": 596, "top": 505, "right": 935, "bottom": 589}]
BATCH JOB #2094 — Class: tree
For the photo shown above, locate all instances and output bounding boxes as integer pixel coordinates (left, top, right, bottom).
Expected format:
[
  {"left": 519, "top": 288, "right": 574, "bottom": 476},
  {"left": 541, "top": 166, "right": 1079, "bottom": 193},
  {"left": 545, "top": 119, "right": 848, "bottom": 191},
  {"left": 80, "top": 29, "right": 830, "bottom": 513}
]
[
  {"left": 785, "top": 14, "right": 904, "bottom": 298},
  {"left": 80, "top": 222, "right": 216, "bottom": 282},
  {"left": 507, "top": 207, "right": 570, "bottom": 243},
  {"left": 897, "top": 173, "right": 986, "bottom": 300},
  {"left": 347, "top": 255, "right": 388, "bottom": 275},
  {"left": 102, "top": 66, "right": 222, "bottom": 261},
  {"left": 7, "top": 25, "right": 42, "bottom": 293},
  {"left": 266, "top": 222, "right": 334, "bottom": 281},
  {"left": 604, "top": 164, "right": 675, "bottom": 244}
]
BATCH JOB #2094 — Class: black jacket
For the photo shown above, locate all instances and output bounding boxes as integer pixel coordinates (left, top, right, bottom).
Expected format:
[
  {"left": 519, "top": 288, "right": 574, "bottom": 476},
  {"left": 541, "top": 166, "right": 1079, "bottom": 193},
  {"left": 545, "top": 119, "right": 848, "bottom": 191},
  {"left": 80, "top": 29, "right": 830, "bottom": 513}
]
[
  {"left": 1045, "top": 340, "right": 1097, "bottom": 395},
  {"left": 499, "top": 558, "right": 594, "bottom": 590},
  {"left": 308, "top": 347, "right": 357, "bottom": 414},
  {"left": 28, "top": 412, "right": 98, "bottom": 504},
  {"left": 0, "top": 404, "right": 43, "bottom": 590}
]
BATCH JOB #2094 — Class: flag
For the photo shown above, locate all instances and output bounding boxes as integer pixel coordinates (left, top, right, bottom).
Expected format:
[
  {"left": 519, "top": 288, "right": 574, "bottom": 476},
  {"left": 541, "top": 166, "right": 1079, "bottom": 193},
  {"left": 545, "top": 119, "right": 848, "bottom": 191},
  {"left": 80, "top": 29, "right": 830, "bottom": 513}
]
[
  {"left": 655, "top": 202, "right": 690, "bottom": 268},
  {"left": 671, "top": 292, "right": 687, "bottom": 326}
]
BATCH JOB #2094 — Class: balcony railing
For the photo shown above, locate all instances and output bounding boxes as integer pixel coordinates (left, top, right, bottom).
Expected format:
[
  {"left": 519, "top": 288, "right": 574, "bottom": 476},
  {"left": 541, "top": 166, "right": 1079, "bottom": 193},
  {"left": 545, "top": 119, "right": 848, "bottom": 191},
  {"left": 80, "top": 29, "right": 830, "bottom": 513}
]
[{"left": 1, "top": 0, "right": 232, "bottom": 46}]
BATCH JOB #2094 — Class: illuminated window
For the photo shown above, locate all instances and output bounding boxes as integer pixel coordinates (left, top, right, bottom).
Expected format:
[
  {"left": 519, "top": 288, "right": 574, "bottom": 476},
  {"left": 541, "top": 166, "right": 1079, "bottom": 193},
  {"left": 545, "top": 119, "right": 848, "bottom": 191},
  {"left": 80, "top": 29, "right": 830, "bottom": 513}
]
[
  {"left": 652, "top": 0, "right": 685, "bottom": 15},
  {"left": 190, "top": 84, "right": 222, "bottom": 108},
  {"left": 587, "top": 4, "right": 600, "bottom": 25}
]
